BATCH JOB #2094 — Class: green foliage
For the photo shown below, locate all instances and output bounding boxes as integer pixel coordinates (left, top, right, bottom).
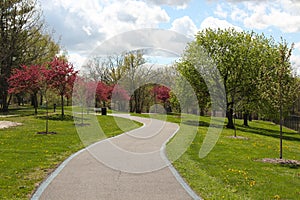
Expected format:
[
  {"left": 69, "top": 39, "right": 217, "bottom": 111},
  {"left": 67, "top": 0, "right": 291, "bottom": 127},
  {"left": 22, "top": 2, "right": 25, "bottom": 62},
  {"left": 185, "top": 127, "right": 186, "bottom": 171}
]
[
  {"left": 259, "top": 40, "right": 299, "bottom": 118},
  {"left": 176, "top": 60, "right": 209, "bottom": 115},
  {"left": 181, "top": 28, "right": 299, "bottom": 131}
]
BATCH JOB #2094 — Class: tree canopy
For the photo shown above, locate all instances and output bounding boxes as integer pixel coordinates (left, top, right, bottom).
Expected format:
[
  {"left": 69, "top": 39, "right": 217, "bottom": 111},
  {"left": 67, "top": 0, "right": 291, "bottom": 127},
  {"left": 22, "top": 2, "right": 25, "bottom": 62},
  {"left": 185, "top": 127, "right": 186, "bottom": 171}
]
[{"left": 180, "top": 28, "right": 299, "bottom": 133}]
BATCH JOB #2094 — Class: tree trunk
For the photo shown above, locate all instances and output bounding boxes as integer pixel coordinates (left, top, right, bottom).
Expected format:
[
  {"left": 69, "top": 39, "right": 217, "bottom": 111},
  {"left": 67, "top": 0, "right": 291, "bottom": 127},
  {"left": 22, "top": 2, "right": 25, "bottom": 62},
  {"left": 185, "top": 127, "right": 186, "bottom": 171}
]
[
  {"left": 33, "top": 93, "right": 38, "bottom": 115},
  {"left": 279, "top": 103, "right": 283, "bottom": 159},
  {"left": 134, "top": 90, "right": 142, "bottom": 114},
  {"left": 81, "top": 105, "right": 84, "bottom": 125},
  {"left": 200, "top": 108, "right": 205, "bottom": 116},
  {"left": 1, "top": 92, "right": 9, "bottom": 113},
  {"left": 61, "top": 94, "right": 64, "bottom": 119},
  {"left": 129, "top": 97, "right": 135, "bottom": 113},
  {"left": 226, "top": 108, "right": 235, "bottom": 129},
  {"left": 40, "top": 93, "right": 43, "bottom": 106},
  {"left": 16, "top": 94, "right": 23, "bottom": 106},
  {"left": 243, "top": 112, "right": 249, "bottom": 126},
  {"left": 46, "top": 100, "right": 49, "bottom": 134}
]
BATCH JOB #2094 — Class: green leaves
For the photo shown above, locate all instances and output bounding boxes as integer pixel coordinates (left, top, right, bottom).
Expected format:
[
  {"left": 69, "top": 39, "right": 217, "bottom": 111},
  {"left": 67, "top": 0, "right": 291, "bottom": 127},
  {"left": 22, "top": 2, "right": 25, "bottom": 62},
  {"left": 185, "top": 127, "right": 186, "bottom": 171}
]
[{"left": 181, "top": 28, "right": 299, "bottom": 131}]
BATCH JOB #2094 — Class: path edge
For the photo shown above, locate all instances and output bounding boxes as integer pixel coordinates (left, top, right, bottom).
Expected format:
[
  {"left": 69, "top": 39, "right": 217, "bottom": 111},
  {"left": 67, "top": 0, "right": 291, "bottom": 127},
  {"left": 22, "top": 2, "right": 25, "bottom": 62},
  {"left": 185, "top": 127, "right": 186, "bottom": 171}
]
[
  {"left": 160, "top": 124, "right": 202, "bottom": 200},
  {"left": 30, "top": 147, "right": 87, "bottom": 200}
]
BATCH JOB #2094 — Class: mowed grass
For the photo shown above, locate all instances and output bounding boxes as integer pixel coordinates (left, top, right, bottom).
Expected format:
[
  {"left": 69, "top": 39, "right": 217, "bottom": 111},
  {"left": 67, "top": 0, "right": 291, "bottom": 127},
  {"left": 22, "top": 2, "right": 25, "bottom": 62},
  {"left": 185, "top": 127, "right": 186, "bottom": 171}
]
[
  {"left": 0, "top": 108, "right": 141, "bottom": 199},
  {"left": 133, "top": 113, "right": 300, "bottom": 199}
]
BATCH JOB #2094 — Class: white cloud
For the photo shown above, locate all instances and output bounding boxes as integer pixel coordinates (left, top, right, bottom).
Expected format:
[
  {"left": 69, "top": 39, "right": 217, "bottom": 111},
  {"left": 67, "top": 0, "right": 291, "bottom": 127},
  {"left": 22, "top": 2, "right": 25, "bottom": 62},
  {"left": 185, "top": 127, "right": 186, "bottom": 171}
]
[
  {"left": 40, "top": 0, "right": 170, "bottom": 55},
  {"left": 170, "top": 16, "right": 198, "bottom": 38},
  {"left": 145, "top": 0, "right": 190, "bottom": 9},
  {"left": 289, "top": 41, "right": 300, "bottom": 75},
  {"left": 43, "top": 0, "right": 170, "bottom": 42},
  {"left": 200, "top": 17, "right": 243, "bottom": 31},
  {"left": 82, "top": 26, "right": 92, "bottom": 36},
  {"left": 291, "top": 54, "right": 300, "bottom": 75},
  {"left": 67, "top": 52, "right": 87, "bottom": 70},
  {"left": 214, "top": 4, "right": 228, "bottom": 19},
  {"left": 241, "top": 2, "right": 300, "bottom": 32},
  {"left": 294, "top": 42, "right": 300, "bottom": 50},
  {"left": 230, "top": 5, "right": 248, "bottom": 21},
  {"left": 215, "top": 0, "right": 300, "bottom": 33}
]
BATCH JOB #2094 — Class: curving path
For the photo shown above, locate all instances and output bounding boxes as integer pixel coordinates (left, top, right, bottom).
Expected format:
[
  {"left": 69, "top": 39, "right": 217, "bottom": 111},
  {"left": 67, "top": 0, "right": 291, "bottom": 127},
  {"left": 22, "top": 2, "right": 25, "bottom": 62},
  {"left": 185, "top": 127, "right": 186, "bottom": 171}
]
[{"left": 31, "top": 114, "right": 201, "bottom": 200}]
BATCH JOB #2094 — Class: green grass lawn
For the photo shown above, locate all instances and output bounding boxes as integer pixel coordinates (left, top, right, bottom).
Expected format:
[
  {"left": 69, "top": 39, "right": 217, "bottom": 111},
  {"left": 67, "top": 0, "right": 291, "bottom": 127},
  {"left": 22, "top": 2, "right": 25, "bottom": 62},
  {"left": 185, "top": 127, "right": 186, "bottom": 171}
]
[
  {"left": 0, "top": 108, "right": 141, "bottom": 199},
  {"left": 133, "top": 113, "right": 300, "bottom": 200}
]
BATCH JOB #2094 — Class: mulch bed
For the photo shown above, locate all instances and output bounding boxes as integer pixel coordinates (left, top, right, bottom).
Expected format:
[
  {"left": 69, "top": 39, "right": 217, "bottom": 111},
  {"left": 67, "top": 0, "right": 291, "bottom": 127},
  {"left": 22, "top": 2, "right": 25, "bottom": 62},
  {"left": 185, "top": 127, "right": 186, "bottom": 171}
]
[
  {"left": 257, "top": 158, "right": 300, "bottom": 166},
  {"left": 226, "top": 135, "right": 249, "bottom": 140}
]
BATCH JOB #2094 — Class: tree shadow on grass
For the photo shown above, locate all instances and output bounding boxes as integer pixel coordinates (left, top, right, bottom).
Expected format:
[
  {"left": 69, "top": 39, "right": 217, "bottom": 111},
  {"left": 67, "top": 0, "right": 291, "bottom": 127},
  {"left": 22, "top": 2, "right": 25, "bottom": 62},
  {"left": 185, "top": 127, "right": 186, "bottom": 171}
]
[
  {"left": 37, "top": 114, "right": 74, "bottom": 121},
  {"left": 237, "top": 124, "right": 300, "bottom": 142},
  {"left": 182, "top": 120, "right": 210, "bottom": 127}
]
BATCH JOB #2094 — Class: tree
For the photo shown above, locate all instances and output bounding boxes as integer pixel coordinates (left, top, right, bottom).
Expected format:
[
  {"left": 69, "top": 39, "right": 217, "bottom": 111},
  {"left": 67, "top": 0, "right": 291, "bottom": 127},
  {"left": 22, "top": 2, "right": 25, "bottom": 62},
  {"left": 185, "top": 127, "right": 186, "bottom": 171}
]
[
  {"left": 111, "top": 84, "right": 130, "bottom": 111},
  {"left": 259, "top": 40, "right": 299, "bottom": 159},
  {"left": 96, "top": 81, "right": 111, "bottom": 107},
  {"left": 48, "top": 57, "right": 78, "bottom": 119},
  {"left": 193, "top": 29, "right": 250, "bottom": 128},
  {"left": 8, "top": 65, "right": 46, "bottom": 115},
  {"left": 151, "top": 85, "right": 171, "bottom": 112},
  {"left": 176, "top": 60, "right": 210, "bottom": 116},
  {"left": 0, "top": 0, "right": 59, "bottom": 112},
  {"left": 187, "top": 28, "right": 276, "bottom": 129},
  {"left": 121, "top": 51, "right": 148, "bottom": 113},
  {"left": 82, "top": 54, "right": 125, "bottom": 84}
]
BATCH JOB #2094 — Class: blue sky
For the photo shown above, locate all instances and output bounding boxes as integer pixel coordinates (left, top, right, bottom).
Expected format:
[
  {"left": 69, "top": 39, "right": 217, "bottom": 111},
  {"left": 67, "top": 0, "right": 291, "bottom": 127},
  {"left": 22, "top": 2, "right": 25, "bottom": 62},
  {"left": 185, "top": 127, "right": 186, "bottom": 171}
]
[{"left": 40, "top": 0, "right": 300, "bottom": 73}]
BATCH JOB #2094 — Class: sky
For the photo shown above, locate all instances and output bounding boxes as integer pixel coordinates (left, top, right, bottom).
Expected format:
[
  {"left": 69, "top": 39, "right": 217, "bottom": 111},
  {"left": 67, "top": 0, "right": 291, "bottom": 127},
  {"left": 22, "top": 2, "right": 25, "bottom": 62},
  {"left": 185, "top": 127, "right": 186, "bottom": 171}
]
[{"left": 40, "top": 0, "right": 300, "bottom": 73}]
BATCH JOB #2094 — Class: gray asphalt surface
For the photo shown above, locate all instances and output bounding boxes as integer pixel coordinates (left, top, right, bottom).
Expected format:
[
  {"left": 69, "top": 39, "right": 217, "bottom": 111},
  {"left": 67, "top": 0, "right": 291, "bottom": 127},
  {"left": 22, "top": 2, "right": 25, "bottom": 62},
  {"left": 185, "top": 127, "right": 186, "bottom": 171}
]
[{"left": 32, "top": 114, "right": 200, "bottom": 200}]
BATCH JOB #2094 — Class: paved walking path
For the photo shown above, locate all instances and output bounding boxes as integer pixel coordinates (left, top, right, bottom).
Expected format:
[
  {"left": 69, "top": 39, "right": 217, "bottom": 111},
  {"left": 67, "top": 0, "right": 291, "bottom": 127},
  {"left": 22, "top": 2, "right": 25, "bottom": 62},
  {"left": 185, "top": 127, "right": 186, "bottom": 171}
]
[{"left": 32, "top": 114, "right": 201, "bottom": 200}]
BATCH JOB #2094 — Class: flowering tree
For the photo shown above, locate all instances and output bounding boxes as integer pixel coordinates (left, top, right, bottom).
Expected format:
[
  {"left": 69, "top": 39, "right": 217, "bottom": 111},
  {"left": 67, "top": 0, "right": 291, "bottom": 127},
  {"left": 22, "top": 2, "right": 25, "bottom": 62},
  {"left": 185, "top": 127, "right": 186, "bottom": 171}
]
[
  {"left": 151, "top": 85, "right": 171, "bottom": 113},
  {"left": 152, "top": 85, "right": 171, "bottom": 103},
  {"left": 48, "top": 57, "right": 78, "bottom": 118},
  {"left": 8, "top": 65, "right": 48, "bottom": 115},
  {"left": 96, "top": 81, "right": 112, "bottom": 107},
  {"left": 111, "top": 84, "right": 130, "bottom": 111}
]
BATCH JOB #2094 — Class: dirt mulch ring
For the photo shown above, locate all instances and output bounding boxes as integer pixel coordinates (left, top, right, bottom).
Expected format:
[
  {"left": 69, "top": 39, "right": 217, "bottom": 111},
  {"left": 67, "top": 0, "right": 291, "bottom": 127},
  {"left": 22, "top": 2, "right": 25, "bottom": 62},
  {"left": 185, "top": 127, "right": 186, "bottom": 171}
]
[
  {"left": 37, "top": 131, "right": 57, "bottom": 135},
  {"left": 256, "top": 158, "right": 300, "bottom": 167},
  {"left": 226, "top": 135, "right": 249, "bottom": 140},
  {"left": 0, "top": 121, "right": 22, "bottom": 129}
]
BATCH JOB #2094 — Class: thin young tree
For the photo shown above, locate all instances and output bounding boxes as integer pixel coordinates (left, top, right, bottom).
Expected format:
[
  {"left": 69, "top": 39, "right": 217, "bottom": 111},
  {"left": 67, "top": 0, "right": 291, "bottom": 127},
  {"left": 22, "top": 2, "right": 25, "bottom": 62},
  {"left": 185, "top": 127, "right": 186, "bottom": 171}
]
[
  {"left": 259, "top": 40, "right": 299, "bottom": 159},
  {"left": 48, "top": 57, "right": 78, "bottom": 119}
]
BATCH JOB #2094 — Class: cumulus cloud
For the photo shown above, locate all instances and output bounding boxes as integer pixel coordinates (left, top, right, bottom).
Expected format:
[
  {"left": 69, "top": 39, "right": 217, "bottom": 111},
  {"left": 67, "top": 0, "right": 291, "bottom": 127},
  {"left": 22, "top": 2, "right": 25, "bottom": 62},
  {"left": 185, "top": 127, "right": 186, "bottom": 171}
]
[
  {"left": 214, "top": 4, "right": 228, "bottom": 18},
  {"left": 213, "top": 0, "right": 300, "bottom": 33},
  {"left": 200, "top": 17, "right": 243, "bottom": 31},
  {"left": 291, "top": 42, "right": 300, "bottom": 74},
  {"left": 170, "top": 16, "right": 198, "bottom": 38},
  {"left": 40, "top": 0, "right": 170, "bottom": 57},
  {"left": 242, "top": 2, "right": 300, "bottom": 32},
  {"left": 145, "top": 0, "right": 191, "bottom": 9}
]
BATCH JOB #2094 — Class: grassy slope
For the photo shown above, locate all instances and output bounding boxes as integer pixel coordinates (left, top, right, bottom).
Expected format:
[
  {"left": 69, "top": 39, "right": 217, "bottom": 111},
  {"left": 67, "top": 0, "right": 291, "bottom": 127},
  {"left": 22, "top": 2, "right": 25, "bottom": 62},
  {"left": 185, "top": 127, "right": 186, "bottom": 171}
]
[
  {"left": 0, "top": 109, "right": 141, "bottom": 199},
  {"left": 133, "top": 113, "right": 300, "bottom": 200}
]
